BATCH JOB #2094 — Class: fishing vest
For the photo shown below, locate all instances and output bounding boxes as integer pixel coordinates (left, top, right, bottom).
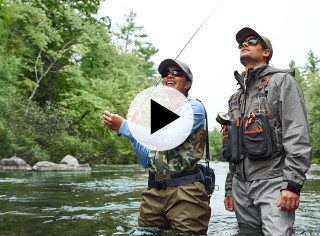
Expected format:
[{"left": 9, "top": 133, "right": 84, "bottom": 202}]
[
  {"left": 148, "top": 127, "right": 207, "bottom": 179},
  {"left": 221, "top": 69, "right": 291, "bottom": 163}
]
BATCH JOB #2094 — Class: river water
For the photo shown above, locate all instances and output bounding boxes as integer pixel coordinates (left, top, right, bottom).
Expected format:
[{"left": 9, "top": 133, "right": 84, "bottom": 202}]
[{"left": 0, "top": 162, "right": 319, "bottom": 235}]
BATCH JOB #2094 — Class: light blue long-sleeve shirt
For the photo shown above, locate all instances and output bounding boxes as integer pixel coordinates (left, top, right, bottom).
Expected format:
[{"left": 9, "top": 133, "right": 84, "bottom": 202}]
[{"left": 117, "top": 99, "right": 206, "bottom": 168}]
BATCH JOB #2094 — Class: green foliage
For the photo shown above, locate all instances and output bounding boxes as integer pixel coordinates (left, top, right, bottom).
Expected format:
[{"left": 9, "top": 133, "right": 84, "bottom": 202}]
[
  {"left": 48, "top": 132, "right": 97, "bottom": 164},
  {"left": 0, "top": 120, "right": 14, "bottom": 158},
  {"left": 66, "top": 0, "right": 104, "bottom": 18},
  {"left": 209, "top": 127, "right": 223, "bottom": 161},
  {"left": 300, "top": 51, "right": 320, "bottom": 162},
  {"left": 0, "top": 94, "right": 68, "bottom": 163},
  {"left": 0, "top": 0, "right": 158, "bottom": 165},
  {"left": 0, "top": 9, "right": 22, "bottom": 95}
]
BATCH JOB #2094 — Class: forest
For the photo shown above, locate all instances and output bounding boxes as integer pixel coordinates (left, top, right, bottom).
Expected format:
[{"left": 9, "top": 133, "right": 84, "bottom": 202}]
[{"left": 1, "top": 0, "right": 319, "bottom": 165}]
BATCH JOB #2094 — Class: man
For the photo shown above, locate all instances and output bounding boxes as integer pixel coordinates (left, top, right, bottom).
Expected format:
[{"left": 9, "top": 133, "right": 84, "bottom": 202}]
[
  {"left": 103, "top": 59, "right": 211, "bottom": 234},
  {"left": 223, "top": 27, "right": 312, "bottom": 235}
]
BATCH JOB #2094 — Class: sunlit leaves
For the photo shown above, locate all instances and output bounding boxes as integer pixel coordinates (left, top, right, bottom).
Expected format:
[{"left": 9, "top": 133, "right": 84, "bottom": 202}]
[{"left": 0, "top": 0, "right": 159, "bottom": 164}]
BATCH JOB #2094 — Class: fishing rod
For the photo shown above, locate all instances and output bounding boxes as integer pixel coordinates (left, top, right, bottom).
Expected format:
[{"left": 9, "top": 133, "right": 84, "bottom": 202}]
[
  {"left": 175, "top": 0, "right": 225, "bottom": 61},
  {"left": 136, "top": 0, "right": 225, "bottom": 110},
  {"left": 152, "top": 0, "right": 225, "bottom": 87}
]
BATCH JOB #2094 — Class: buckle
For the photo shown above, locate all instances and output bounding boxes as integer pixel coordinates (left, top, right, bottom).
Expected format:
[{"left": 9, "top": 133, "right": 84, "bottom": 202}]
[{"left": 154, "top": 180, "right": 167, "bottom": 189}]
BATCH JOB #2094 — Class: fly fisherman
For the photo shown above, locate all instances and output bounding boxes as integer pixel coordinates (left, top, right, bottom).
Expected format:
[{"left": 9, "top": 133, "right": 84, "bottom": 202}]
[
  {"left": 222, "top": 27, "right": 312, "bottom": 235},
  {"left": 102, "top": 59, "right": 211, "bottom": 234}
]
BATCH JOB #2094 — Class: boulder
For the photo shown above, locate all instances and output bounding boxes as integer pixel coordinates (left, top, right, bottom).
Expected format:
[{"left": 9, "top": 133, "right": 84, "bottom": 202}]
[
  {"left": 0, "top": 155, "right": 91, "bottom": 172},
  {"left": 0, "top": 156, "right": 32, "bottom": 171},
  {"left": 59, "top": 155, "right": 79, "bottom": 166},
  {"left": 33, "top": 157, "right": 91, "bottom": 172}
]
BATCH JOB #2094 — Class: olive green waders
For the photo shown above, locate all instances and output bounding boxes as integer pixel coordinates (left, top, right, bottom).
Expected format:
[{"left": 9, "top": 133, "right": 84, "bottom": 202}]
[{"left": 138, "top": 182, "right": 211, "bottom": 234}]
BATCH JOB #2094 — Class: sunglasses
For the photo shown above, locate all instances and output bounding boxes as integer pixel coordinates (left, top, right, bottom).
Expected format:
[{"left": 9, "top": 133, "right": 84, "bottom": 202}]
[
  {"left": 238, "top": 38, "right": 260, "bottom": 49},
  {"left": 161, "top": 70, "right": 186, "bottom": 78}
]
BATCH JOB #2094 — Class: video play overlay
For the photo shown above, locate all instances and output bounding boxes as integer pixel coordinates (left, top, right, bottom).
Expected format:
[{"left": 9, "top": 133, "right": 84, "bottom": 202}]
[{"left": 127, "top": 86, "right": 194, "bottom": 151}]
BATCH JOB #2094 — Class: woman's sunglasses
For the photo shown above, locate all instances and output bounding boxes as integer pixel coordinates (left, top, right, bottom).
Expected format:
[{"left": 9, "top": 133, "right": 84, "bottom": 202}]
[{"left": 161, "top": 70, "right": 186, "bottom": 78}]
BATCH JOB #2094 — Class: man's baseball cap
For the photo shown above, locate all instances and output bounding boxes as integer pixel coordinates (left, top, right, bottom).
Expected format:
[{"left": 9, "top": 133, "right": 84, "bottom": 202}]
[
  {"left": 158, "top": 59, "right": 193, "bottom": 82},
  {"left": 236, "top": 27, "right": 273, "bottom": 63}
]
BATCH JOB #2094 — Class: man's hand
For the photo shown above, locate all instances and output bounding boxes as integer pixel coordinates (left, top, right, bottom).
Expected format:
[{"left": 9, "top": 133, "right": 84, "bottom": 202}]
[
  {"left": 277, "top": 190, "right": 300, "bottom": 212},
  {"left": 224, "top": 196, "right": 234, "bottom": 212},
  {"left": 102, "top": 110, "right": 124, "bottom": 131}
]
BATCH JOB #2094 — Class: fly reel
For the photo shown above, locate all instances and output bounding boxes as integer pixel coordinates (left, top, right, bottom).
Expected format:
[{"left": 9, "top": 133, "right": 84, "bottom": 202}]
[{"left": 216, "top": 112, "right": 231, "bottom": 125}]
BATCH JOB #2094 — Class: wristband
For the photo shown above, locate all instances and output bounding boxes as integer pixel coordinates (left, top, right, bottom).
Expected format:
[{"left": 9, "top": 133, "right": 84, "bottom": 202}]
[{"left": 281, "top": 181, "right": 302, "bottom": 196}]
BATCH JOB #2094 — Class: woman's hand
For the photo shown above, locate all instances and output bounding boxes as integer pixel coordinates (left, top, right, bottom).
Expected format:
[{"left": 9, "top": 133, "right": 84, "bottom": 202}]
[{"left": 102, "top": 110, "right": 124, "bottom": 131}]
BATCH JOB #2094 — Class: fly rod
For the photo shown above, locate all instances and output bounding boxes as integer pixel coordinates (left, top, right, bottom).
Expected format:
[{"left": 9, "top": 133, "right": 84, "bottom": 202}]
[
  {"left": 174, "top": 0, "right": 225, "bottom": 60},
  {"left": 140, "top": 0, "right": 225, "bottom": 107}
]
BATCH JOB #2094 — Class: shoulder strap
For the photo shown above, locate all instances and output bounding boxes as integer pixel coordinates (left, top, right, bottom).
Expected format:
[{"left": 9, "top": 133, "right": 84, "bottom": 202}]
[
  {"left": 204, "top": 105, "right": 210, "bottom": 163},
  {"left": 196, "top": 99, "right": 210, "bottom": 166},
  {"left": 258, "top": 74, "right": 273, "bottom": 92},
  {"left": 258, "top": 69, "right": 289, "bottom": 95}
]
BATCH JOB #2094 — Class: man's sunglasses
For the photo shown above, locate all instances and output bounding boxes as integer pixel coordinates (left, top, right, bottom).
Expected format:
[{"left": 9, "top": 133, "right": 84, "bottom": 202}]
[
  {"left": 161, "top": 70, "right": 186, "bottom": 78},
  {"left": 238, "top": 38, "right": 260, "bottom": 49}
]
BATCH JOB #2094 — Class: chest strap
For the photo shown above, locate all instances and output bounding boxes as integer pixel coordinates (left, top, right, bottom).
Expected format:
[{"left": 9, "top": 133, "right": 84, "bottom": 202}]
[{"left": 148, "top": 169, "right": 204, "bottom": 189}]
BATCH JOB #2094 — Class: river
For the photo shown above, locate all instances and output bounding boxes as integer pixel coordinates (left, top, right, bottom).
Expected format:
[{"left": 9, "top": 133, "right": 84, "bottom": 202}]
[{"left": 0, "top": 162, "right": 319, "bottom": 235}]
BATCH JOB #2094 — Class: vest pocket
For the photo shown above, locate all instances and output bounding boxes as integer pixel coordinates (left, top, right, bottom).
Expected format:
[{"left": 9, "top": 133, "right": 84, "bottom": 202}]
[
  {"left": 222, "top": 119, "right": 241, "bottom": 163},
  {"left": 243, "top": 112, "right": 276, "bottom": 160}
]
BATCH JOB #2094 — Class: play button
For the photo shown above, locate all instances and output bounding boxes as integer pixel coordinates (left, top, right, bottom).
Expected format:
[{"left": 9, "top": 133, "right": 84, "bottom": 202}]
[
  {"left": 151, "top": 99, "right": 180, "bottom": 134},
  {"left": 127, "top": 85, "right": 194, "bottom": 151}
]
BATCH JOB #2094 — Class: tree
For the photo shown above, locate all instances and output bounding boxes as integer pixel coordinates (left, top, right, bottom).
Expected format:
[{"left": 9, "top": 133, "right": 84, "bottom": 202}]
[
  {"left": 209, "top": 127, "right": 223, "bottom": 161},
  {"left": 112, "top": 11, "right": 158, "bottom": 77},
  {"left": 301, "top": 51, "right": 320, "bottom": 161},
  {"left": 0, "top": 0, "right": 158, "bottom": 164},
  {"left": 113, "top": 11, "right": 145, "bottom": 53}
]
